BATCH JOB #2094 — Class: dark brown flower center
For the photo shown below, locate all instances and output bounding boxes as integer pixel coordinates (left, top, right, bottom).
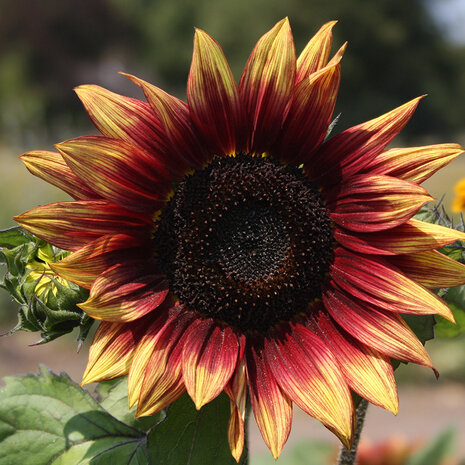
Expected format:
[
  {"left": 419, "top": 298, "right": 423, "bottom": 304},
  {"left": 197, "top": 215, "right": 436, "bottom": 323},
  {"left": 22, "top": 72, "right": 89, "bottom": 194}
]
[{"left": 154, "top": 154, "right": 334, "bottom": 333}]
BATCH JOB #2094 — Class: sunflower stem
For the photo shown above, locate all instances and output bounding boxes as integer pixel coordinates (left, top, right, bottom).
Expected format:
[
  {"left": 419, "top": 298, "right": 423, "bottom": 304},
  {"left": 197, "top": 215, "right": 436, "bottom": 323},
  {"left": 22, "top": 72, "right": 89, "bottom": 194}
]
[
  {"left": 243, "top": 400, "right": 251, "bottom": 465},
  {"left": 336, "top": 399, "right": 369, "bottom": 465}
]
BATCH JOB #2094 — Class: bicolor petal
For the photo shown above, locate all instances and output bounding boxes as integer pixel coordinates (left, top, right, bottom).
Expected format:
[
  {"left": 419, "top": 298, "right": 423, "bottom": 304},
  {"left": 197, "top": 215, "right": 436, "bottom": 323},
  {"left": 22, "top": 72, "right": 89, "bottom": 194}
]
[
  {"left": 225, "top": 351, "right": 247, "bottom": 462},
  {"left": 334, "top": 218, "right": 465, "bottom": 255},
  {"left": 246, "top": 341, "right": 292, "bottom": 460},
  {"left": 310, "top": 311, "right": 398, "bottom": 414},
  {"left": 75, "top": 84, "right": 166, "bottom": 153},
  {"left": 75, "top": 84, "right": 187, "bottom": 177},
  {"left": 126, "top": 304, "right": 178, "bottom": 408},
  {"left": 135, "top": 309, "right": 194, "bottom": 416},
  {"left": 362, "top": 143, "right": 464, "bottom": 184},
  {"left": 14, "top": 200, "right": 152, "bottom": 251},
  {"left": 265, "top": 324, "right": 354, "bottom": 448},
  {"left": 328, "top": 175, "right": 432, "bottom": 232},
  {"left": 387, "top": 250, "right": 465, "bottom": 289},
  {"left": 276, "top": 47, "right": 344, "bottom": 164},
  {"left": 188, "top": 29, "right": 243, "bottom": 155},
  {"left": 50, "top": 234, "right": 145, "bottom": 289},
  {"left": 123, "top": 73, "right": 208, "bottom": 169},
  {"left": 324, "top": 286, "right": 435, "bottom": 370},
  {"left": 239, "top": 18, "right": 296, "bottom": 153},
  {"left": 296, "top": 21, "right": 337, "bottom": 83},
  {"left": 57, "top": 136, "right": 171, "bottom": 213},
  {"left": 307, "top": 97, "right": 423, "bottom": 187},
  {"left": 331, "top": 248, "right": 454, "bottom": 321},
  {"left": 82, "top": 317, "right": 147, "bottom": 384},
  {"left": 20, "top": 150, "right": 98, "bottom": 200},
  {"left": 182, "top": 318, "right": 239, "bottom": 409},
  {"left": 80, "top": 261, "right": 168, "bottom": 322}
]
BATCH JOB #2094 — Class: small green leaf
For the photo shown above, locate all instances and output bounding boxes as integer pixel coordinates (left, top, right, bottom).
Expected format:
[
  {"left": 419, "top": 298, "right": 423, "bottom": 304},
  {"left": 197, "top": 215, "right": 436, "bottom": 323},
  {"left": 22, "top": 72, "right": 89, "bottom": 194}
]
[
  {"left": 96, "top": 378, "right": 164, "bottom": 431},
  {"left": 0, "top": 366, "right": 149, "bottom": 465},
  {"left": 0, "top": 226, "right": 32, "bottom": 250},
  {"left": 435, "top": 303, "right": 465, "bottom": 338},
  {"left": 406, "top": 428, "right": 455, "bottom": 465},
  {"left": 147, "top": 393, "right": 246, "bottom": 465},
  {"left": 444, "top": 284, "right": 465, "bottom": 308},
  {"left": 402, "top": 314, "right": 435, "bottom": 345}
]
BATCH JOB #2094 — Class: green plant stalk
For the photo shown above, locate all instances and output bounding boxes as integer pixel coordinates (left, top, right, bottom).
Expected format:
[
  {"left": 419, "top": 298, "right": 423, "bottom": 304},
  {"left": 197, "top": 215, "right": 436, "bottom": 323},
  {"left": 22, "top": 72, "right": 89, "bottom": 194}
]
[{"left": 336, "top": 399, "right": 369, "bottom": 465}]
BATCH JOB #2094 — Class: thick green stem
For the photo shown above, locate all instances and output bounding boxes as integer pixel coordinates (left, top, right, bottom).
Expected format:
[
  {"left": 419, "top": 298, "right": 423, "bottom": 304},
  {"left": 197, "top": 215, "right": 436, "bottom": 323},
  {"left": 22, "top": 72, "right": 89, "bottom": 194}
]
[
  {"left": 242, "top": 405, "right": 250, "bottom": 465},
  {"left": 337, "top": 399, "right": 369, "bottom": 465}
]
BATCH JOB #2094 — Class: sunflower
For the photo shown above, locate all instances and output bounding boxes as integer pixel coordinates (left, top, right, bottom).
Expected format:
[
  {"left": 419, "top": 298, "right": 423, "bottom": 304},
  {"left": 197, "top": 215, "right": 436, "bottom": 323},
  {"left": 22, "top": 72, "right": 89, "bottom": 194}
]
[
  {"left": 452, "top": 178, "right": 465, "bottom": 212},
  {"left": 15, "top": 19, "right": 465, "bottom": 460}
]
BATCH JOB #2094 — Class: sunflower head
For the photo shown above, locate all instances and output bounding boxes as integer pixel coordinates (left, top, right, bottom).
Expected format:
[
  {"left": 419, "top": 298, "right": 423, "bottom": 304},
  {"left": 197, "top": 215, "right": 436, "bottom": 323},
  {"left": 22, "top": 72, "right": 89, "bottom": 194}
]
[{"left": 14, "top": 18, "right": 465, "bottom": 460}]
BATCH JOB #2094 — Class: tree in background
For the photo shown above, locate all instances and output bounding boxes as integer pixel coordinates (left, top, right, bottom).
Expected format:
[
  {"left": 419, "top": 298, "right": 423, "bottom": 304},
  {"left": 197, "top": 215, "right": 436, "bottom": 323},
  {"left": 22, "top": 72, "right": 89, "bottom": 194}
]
[{"left": 1, "top": 0, "right": 464, "bottom": 145}]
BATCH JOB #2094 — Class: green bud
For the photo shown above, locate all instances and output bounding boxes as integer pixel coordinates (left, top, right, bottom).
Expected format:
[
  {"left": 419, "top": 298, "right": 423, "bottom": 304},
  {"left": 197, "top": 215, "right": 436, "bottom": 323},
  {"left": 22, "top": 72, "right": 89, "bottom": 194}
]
[{"left": 0, "top": 226, "right": 93, "bottom": 345}]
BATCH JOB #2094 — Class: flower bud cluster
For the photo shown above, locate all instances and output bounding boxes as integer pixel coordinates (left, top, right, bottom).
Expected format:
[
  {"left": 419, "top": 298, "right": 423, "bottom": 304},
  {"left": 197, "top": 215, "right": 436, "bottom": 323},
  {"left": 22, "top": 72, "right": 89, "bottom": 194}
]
[{"left": 0, "top": 226, "right": 93, "bottom": 345}]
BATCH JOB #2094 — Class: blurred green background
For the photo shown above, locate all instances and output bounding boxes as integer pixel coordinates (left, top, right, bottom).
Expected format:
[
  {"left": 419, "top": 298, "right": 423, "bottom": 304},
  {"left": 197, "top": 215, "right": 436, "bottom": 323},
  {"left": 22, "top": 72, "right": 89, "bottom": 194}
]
[{"left": 1, "top": 0, "right": 465, "bottom": 463}]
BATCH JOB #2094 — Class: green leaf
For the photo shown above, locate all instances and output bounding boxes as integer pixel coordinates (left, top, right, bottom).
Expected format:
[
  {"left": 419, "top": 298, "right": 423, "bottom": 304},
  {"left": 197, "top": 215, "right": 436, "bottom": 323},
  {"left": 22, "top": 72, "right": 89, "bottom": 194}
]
[
  {"left": 0, "top": 366, "right": 149, "bottom": 465},
  {"left": 406, "top": 428, "right": 455, "bottom": 465},
  {"left": 0, "top": 226, "right": 32, "bottom": 250},
  {"left": 444, "top": 285, "right": 465, "bottom": 308},
  {"left": 437, "top": 285, "right": 465, "bottom": 338},
  {"left": 147, "top": 393, "right": 246, "bottom": 465},
  {"left": 402, "top": 314, "right": 435, "bottom": 345},
  {"left": 96, "top": 378, "right": 164, "bottom": 432},
  {"left": 0, "top": 368, "right": 244, "bottom": 465},
  {"left": 435, "top": 303, "right": 465, "bottom": 338}
]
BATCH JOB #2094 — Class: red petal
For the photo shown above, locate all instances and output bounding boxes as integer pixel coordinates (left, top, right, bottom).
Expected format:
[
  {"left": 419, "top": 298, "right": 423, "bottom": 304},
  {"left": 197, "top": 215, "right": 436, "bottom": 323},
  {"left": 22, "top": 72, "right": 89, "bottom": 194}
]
[
  {"left": 14, "top": 200, "right": 153, "bottom": 251},
  {"left": 239, "top": 18, "right": 296, "bottom": 154},
  {"left": 246, "top": 340, "right": 292, "bottom": 460},
  {"left": 57, "top": 136, "right": 171, "bottom": 214},
  {"left": 79, "top": 260, "right": 169, "bottom": 322},
  {"left": 309, "top": 312, "right": 398, "bottom": 414},
  {"left": 75, "top": 84, "right": 187, "bottom": 177},
  {"left": 127, "top": 302, "right": 179, "bottom": 408},
  {"left": 331, "top": 248, "right": 454, "bottom": 321},
  {"left": 334, "top": 219, "right": 465, "bottom": 255},
  {"left": 275, "top": 48, "right": 343, "bottom": 164},
  {"left": 50, "top": 234, "right": 146, "bottom": 289},
  {"left": 387, "top": 250, "right": 465, "bottom": 289},
  {"left": 265, "top": 324, "right": 354, "bottom": 448},
  {"left": 323, "top": 285, "right": 435, "bottom": 369},
  {"left": 182, "top": 318, "right": 239, "bottom": 409},
  {"left": 306, "top": 97, "right": 423, "bottom": 187},
  {"left": 328, "top": 174, "right": 432, "bottom": 232},
  {"left": 361, "top": 143, "right": 464, "bottom": 184},
  {"left": 20, "top": 151, "right": 98, "bottom": 200},
  {"left": 124, "top": 73, "right": 208, "bottom": 169},
  {"left": 82, "top": 316, "right": 148, "bottom": 384},
  {"left": 225, "top": 346, "right": 247, "bottom": 462},
  {"left": 135, "top": 307, "right": 195, "bottom": 416},
  {"left": 296, "top": 21, "right": 337, "bottom": 83},
  {"left": 188, "top": 29, "right": 243, "bottom": 155}
]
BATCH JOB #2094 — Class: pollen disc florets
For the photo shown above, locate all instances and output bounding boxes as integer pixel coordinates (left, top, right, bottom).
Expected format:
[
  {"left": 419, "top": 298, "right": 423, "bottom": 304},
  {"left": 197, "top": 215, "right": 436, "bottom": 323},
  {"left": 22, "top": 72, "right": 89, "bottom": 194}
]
[{"left": 154, "top": 154, "right": 334, "bottom": 333}]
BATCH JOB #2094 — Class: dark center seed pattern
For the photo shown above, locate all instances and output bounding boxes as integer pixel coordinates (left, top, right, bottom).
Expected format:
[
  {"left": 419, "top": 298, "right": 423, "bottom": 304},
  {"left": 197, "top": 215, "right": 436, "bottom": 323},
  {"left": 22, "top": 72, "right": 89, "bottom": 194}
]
[{"left": 154, "top": 154, "right": 334, "bottom": 333}]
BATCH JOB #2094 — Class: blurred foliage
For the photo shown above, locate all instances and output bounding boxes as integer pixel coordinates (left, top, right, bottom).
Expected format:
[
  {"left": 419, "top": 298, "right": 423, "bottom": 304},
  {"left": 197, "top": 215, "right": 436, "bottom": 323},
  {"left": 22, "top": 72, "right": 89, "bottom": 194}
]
[
  {"left": 1, "top": 0, "right": 465, "bottom": 146},
  {"left": 416, "top": 201, "right": 465, "bottom": 338},
  {"left": 254, "top": 429, "right": 460, "bottom": 465}
]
